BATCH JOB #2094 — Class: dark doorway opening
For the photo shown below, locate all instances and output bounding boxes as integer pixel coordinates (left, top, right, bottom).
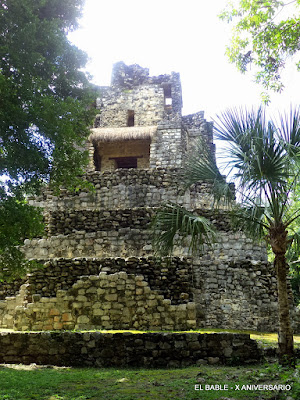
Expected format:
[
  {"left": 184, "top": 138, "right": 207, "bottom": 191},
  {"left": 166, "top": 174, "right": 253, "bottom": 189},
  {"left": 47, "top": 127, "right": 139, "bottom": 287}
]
[
  {"left": 93, "top": 145, "right": 101, "bottom": 171},
  {"left": 115, "top": 157, "right": 138, "bottom": 169}
]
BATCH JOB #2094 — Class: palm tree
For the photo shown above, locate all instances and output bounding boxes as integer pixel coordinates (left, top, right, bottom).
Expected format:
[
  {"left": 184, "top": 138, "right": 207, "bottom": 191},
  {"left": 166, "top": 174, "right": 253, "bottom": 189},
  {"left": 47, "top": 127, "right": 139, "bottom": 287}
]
[{"left": 153, "top": 107, "right": 300, "bottom": 367}]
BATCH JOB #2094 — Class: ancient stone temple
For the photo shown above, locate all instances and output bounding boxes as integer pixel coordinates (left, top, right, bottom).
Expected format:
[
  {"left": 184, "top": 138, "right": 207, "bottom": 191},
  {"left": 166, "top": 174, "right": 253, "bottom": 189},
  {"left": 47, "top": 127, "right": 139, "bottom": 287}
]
[{"left": 0, "top": 62, "right": 291, "bottom": 333}]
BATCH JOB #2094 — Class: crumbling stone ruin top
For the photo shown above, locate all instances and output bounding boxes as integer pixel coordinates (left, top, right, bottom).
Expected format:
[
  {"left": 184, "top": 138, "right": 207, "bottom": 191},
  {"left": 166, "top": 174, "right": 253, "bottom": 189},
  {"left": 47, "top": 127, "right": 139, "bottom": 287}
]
[
  {"left": 89, "top": 62, "right": 213, "bottom": 172},
  {"left": 110, "top": 61, "right": 180, "bottom": 90}
]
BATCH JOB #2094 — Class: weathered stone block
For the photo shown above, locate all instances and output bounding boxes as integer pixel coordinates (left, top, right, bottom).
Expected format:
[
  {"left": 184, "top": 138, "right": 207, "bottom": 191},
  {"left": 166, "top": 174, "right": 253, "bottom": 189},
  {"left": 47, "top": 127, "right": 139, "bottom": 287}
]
[
  {"left": 62, "top": 313, "right": 73, "bottom": 322},
  {"left": 76, "top": 296, "right": 87, "bottom": 302},
  {"left": 77, "top": 316, "right": 90, "bottom": 324},
  {"left": 105, "top": 294, "right": 117, "bottom": 302},
  {"left": 49, "top": 308, "right": 60, "bottom": 316}
]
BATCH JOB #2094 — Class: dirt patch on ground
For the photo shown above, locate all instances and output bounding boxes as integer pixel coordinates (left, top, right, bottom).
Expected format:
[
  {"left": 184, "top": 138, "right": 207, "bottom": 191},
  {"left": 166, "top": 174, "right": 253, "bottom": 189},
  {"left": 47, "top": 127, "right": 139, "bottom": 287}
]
[{"left": 0, "top": 363, "right": 69, "bottom": 370}]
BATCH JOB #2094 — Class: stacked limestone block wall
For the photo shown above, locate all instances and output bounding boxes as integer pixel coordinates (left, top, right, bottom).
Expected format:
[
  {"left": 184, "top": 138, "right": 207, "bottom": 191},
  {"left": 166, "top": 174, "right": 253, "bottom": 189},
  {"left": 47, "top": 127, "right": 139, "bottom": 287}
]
[
  {"left": 0, "top": 257, "right": 197, "bottom": 331},
  {"left": 183, "top": 111, "right": 214, "bottom": 156},
  {"left": 0, "top": 166, "right": 294, "bottom": 332},
  {"left": 22, "top": 169, "right": 267, "bottom": 262},
  {"left": 89, "top": 61, "right": 213, "bottom": 171},
  {"left": 1, "top": 167, "right": 284, "bottom": 332},
  {"left": 99, "top": 61, "right": 182, "bottom": 126},
  {"left": 0, "top": 256, "right": 282, "bottom": 332},
  {"left": 29, "top": 169, "right": 215, "bottom": 211},
  {"left": 13, "top": 272, "right": 197, "bottom": 332},
  {"left": 2, "top": 258, "right": 194, "bottom": 304},
  {"left": 0, "top": 62, "right": 296, "bottom": 333},
  {"left": 0, "top": 332, "right": 261, "bottom": 367},
  {"left": 95, "top": 85, "right": 165, "bottom": 128}
]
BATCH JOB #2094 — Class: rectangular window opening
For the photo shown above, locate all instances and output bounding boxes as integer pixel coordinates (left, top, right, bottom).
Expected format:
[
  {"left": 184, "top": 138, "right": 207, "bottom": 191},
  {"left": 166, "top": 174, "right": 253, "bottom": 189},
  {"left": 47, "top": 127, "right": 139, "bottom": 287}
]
[
  {"left": 165, "top": 97, "right": 172, "bottom": 106},
  {"left": 127, "top": 110, "right": 135, "bottom": 126},
  {"left": 163, "top": 84, "right": 172, "bottom": 110}
]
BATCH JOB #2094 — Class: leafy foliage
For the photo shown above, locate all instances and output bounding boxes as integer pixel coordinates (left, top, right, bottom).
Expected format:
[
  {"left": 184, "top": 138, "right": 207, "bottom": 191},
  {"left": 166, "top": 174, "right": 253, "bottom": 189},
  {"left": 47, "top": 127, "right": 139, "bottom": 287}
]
[
  {"left": 285, "top": 185, "right": 300, "bottom": 303},
  {"left": 153, "top": 107, "right": 300, "bottom": 366},
  {"left": 0, "top": 191, "right": 44, "bottom": 280},
  {"left": 213, "top": 107, "right": 300, "bottom": 237},
  {"left": 0, "top": 0, "right": 97, "bottom": 193},
  {"left": 154, "top": 107, "right": 300, "bottom": 255},
  {"left": 205, "top": 107, "right": 300, "bottom": 366},
  {"left": 181, "top": 139, "right": 235, "bottom": 207},
  {"left": 0, "top": 0, "right": 97, "bottom": 277},
  {"left": 220, "top": 0, "right": 300, "bottom": 101},
  {"left": 152, "top": 203, "right": 216, "bottom": 256}
]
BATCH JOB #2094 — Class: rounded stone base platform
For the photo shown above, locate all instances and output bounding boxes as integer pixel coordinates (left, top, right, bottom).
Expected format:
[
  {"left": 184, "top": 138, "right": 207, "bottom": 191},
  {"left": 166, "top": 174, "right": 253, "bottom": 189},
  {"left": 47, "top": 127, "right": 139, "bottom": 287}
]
[{"left": 0, "top": 331, "right": 262, "bottom": 367}]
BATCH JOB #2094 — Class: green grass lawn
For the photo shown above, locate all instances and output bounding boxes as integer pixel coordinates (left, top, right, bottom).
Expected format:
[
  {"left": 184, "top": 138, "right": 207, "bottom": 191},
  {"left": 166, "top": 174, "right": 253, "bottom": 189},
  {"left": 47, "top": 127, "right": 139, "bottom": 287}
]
[{"left": 0, "top": 362, "right": 299, "bottom": 400}]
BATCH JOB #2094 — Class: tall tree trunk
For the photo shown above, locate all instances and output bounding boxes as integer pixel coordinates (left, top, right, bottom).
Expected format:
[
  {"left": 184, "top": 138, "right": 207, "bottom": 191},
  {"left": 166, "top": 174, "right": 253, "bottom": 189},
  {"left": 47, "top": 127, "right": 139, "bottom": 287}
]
[
  {"left": 270, "top": 224, "right": 295, "bottom": 367},
  {"left": 275, "top": 253, "right": 295, "bottom": 367}
]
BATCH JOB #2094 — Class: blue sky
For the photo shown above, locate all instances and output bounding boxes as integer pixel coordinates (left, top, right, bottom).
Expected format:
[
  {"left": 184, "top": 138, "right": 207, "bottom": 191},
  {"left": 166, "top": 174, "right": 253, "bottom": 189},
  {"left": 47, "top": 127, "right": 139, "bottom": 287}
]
[{"left": 69, "top": 0, "right": 300, "bottom": 120}]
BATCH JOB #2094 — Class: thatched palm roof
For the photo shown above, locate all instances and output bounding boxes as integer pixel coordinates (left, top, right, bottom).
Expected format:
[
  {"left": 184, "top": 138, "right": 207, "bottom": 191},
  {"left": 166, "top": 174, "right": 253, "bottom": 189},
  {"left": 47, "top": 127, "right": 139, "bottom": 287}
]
[{"left": 89, "top": 126, "right": 157, "bottom": 143}]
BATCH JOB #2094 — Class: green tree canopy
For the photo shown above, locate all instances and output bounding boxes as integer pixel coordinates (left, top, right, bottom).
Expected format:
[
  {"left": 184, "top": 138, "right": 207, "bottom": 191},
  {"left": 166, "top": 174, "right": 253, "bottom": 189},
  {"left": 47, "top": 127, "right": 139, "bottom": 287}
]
[
  {"left": 0, "top": 0, "right": 97, "bottom": 276},
  {"left": 220, "top": 0, "right": 300, "bottom": 101}
]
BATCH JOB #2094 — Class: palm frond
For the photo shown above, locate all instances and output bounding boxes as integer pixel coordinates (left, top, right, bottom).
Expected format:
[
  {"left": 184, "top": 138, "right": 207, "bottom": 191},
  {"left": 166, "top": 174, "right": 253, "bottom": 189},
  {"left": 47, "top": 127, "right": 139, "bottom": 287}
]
[
  {"left": 214, "top": 108, "right": 293, "bottom": 210},
  {"left": 182, "top": 139, "right": 235, "bottom": 207},
  {"left": 279, "top": 106, "right": 300, "bottom": 158},
  {"left": 152, "top": 203, "right": 216, "bottom": 256},
  {"left": 213, "top": 107, "right": 258, "bottom": 143},
  {"left": 230, "top": 202, "right": 269, "bottom": 241},
  {"left": 287, "top": 228, "right": 300, "bottom": 265}
]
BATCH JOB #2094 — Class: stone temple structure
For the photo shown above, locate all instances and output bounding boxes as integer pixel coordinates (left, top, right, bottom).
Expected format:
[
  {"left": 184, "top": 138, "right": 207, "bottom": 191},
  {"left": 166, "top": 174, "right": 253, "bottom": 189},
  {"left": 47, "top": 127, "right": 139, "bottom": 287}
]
[{"left": 0, "top": 62, "right": 294, "bottom": 333}]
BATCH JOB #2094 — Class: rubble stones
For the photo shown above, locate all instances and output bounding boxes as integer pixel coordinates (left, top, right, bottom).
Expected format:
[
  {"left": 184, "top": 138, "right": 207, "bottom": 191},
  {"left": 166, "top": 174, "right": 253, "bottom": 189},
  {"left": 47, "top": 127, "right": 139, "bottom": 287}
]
[
  {"left": 11, "top": 272, "right": 197, "bottom": 332},
  {"left": 0, "top": 256, "right": 294, "bottom": 332}
]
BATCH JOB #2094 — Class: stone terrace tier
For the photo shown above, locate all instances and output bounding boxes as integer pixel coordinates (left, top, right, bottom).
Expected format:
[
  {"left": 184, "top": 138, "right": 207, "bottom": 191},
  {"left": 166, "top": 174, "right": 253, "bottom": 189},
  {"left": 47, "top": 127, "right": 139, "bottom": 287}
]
[
  {"left": 29, "top": 168, "right": 216, "bottom": 211},
  {"left": 0, "top": 256, "right": 285, "bottom": 332},
  {"left": 22, "top": 212, "right": 268, "bottom": 261}
]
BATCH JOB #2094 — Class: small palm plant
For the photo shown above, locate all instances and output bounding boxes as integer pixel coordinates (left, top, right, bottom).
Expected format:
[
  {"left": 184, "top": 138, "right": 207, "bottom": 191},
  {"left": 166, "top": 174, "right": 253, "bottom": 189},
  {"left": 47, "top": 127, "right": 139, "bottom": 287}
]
[{"left": 152, "top": 107, "right": 300, "bottom": 367}]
